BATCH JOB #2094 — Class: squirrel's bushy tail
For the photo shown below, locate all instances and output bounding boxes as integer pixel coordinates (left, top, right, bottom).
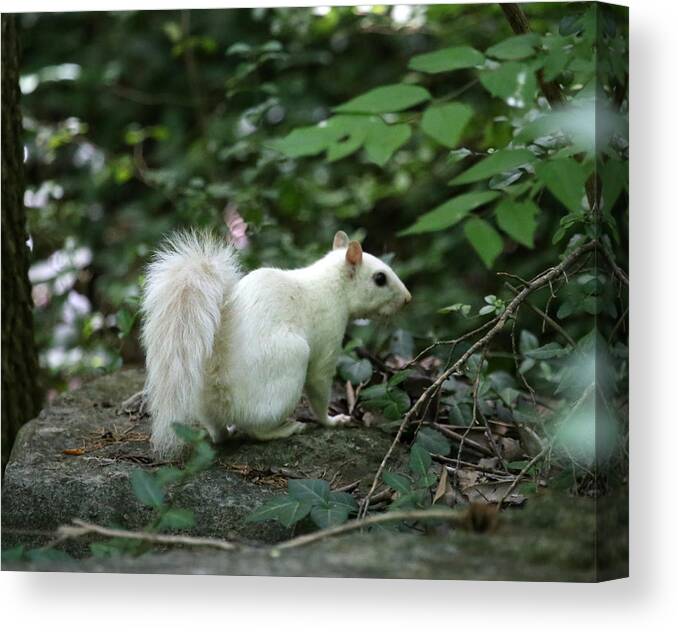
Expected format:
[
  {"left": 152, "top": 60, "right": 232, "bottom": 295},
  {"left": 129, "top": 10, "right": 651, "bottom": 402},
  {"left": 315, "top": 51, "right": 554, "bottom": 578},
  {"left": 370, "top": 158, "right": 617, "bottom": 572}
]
[{"left": 141, "top": 230, "right": 241, "bottom": 457}]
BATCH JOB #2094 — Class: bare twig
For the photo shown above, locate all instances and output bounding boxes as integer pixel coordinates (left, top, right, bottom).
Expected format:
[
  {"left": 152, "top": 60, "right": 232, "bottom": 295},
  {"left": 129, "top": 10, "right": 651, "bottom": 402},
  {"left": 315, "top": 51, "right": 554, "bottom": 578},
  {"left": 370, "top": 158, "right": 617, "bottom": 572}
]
[
  {"left": 404, "top": 316, "right": 500, "bottom": 368},
  {"left": 59, "top": 519, "right": 239, "bottom": 551},
  {"left": 57, "top": 508, "right": 465, "bottom": 555},
  {"left": 358, "top": 240, "right": 597, "bottom": 518},
  {"left": 272, "top": 508, "right": 464, "bottom": 551},
  {"left": 599, "top": 245, "right": 630, "bottom": 287},
  {"left": 496, "top": 442, "right": 549, "bottom": 506},
  {"left": 504, "top": 281, "right": 577, "bottom": 348}
]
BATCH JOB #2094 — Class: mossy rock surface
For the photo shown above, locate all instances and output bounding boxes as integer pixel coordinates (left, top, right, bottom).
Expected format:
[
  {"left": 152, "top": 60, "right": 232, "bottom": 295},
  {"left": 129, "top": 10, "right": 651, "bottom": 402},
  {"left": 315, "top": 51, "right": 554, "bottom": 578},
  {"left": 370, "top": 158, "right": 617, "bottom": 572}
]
[{"left": 1, "top": 369, "right": 404, "bottom": 554}]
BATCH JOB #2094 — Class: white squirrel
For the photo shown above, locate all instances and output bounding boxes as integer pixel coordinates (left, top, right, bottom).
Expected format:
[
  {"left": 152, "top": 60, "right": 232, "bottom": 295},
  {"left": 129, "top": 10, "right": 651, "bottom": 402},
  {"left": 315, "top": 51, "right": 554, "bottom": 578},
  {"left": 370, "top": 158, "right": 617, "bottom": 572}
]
[{"left": 141, "top": 230, "right": 412, "bottom": 457}]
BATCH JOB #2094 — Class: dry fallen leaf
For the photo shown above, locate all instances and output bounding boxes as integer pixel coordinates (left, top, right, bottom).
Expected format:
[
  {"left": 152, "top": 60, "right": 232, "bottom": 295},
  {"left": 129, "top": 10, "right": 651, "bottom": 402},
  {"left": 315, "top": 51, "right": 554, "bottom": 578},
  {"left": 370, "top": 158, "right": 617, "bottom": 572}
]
[
  {"left": 62, "top": 448, "right": 85, "bottom": 456},
  {"left": 433, "top": 465, "right": 449, "bottom": 504}
]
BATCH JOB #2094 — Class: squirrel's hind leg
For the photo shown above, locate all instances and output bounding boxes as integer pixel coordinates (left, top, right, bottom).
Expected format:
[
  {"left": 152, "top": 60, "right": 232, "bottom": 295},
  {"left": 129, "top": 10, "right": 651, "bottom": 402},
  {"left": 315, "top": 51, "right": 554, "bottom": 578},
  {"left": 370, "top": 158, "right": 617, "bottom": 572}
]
[{"left": 305, "top": 369, "right": 353, "bottom": 428}]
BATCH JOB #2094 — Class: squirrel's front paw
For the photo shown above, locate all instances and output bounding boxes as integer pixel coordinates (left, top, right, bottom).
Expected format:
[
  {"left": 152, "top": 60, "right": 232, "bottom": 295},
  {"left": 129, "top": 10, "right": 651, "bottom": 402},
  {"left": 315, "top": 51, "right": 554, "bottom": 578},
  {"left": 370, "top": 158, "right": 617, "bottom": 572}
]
[{"left": 325, "top": 414, "right": 353, "bottom": 427}]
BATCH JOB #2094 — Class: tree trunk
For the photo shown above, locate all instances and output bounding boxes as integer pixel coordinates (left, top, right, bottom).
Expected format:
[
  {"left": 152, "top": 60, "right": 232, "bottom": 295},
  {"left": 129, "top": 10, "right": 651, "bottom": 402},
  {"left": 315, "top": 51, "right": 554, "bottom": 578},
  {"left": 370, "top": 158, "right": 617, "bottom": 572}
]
[{"left": 1, "top": 15, "right": 42, "bottom": 473}]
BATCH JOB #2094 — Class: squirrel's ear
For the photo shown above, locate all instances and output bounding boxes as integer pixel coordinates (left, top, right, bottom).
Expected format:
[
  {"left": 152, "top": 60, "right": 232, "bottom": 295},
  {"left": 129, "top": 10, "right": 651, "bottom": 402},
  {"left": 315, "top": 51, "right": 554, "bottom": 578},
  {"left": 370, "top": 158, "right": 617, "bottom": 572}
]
[
  {"left": 333, "top": 230, "right": 349, "bottom": 250},
  {"left": 345, "top": 240, "right": 363, "bottom": 267}
]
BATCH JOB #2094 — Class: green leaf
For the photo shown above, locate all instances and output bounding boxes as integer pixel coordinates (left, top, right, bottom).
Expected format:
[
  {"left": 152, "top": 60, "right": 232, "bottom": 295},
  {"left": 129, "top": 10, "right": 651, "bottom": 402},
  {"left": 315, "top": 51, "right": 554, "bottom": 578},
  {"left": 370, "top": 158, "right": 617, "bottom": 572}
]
[
  {"left": 247, "top": 495, "right": 312, "bottom": 527},
  {"left": 116, "top": 308, "right": 136, "bottom": 338},
  {"left": 26, "top": 548, "right": 73, "bottom": 563},
  {"left": 360, "top": 383, "right": 388, "bottom": 400},
  {"left": 288, "top": 479, "right": 331, "bottom": 505},
  {"left": 414, "top": 427, "right": 451, "bottom": 456},
  {"left": 337, "top": 355, "right": 373, "bottom": 385},
  {"left": 130, "top": 469, "right": 165, "bottom": 509},
  {"left": 486, "top": 33, "right": 540, "bottom": 60},
  {"left": 328, "top": 492, "right": 358, "bottom": 514},
  {"left": 157, "top": 508, "right": 195, "bottom": 530},
  {"left": 335, "top": 84, "right": 431, "bottom": 114},
  {"left": 450, "top": 149, "right": 535, "bottom": 185},
  {"left": 154, "top": 466, "right": 184, "bottom": 487},
  {"left": 519, "top": 330, "right": 539, "bottom": 354},
  {"left": 390, "top": 329, "right": 415, "bottom": 358},
  {"left": 364, "top": 121, "right": 411, "bottom": 166},
  {"left": 172, "top": 423, "right": 205, "bottom": 444},
  {"left": 388, "top": 370, "right": 411, "bottom": 387},
  {"left": 409, "top": 444, "right": 433, "bottom": 480},
  {"left": 1, "top": 545, "right": 25, "bottom": 562},
  {"left": 269, "top": 125, "right": 336, "bottom": 158},
  {"left": 408, "top": 46, "right": 484, "bottom": 73},
  {"left": 187, "top": 440, "right": 216, "bottom": 472},
  {"left": 479, "top": 61, "right": 537, "bottom": 108},
  {"left": 463, "top": 218, "right": 503, "bottom": 268},
  {"left": 600, "top": 159, "right": 627, "bottom": 213},
  {"left": 383, "top": 472, "right": 412, "bottom": 494},
  {"left": 507, "top": 460, "right": 529, "bottom": 471},
  {"left": 399, "top": 191, "right": 500, "bottom": 235},
  {"left": 324, "top": 115, "right": 371, "bottom": 162},
  {"left": 495, "top": 198, "right": 540, "bottom": 248},
  {"left": 89, "top": 542, "right": 123, "bottom": 559},
  {"left": 438, "top": 302, "right": 471, "bottom": 316},
  {"left": 535, "top": 158, "right": 587, "bottom": 212},
  {"left": 421, "top": 103, "right": 473, "bottom": 148},
  {"left": 524, "top": 342, "right": 570, "bottom": 360},
  {"left": 310, "top": 503, "right": 351, "bottom": 528},
  {"left": 360, "top": 385, "right": 410, "bottom": 421}
]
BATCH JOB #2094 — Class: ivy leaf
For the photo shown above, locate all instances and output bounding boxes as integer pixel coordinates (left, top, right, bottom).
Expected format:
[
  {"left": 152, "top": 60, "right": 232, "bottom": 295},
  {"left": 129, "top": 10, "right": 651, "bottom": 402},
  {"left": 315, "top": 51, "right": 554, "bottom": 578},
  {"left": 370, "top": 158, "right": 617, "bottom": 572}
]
[
  {"left": 130, "top": 470, "right": 165, "bottom": 509},
  {"left": 288, "top": 479, "right": 331, "bottom": 505},
  {"left": 172, "top": 423, "right": 205, "bottom": 444},
  {"left": 247, "top": 496, "right": 312, "bottom": 527},
  {"left": 383, "top": 472, "right": 412, "bottom": 494},
  {"left": 364, "top": 121, "right": 411, "bottom": 165},
  {"left": 463, "top": 217, "right": 504, "bottom": 268},
  {"left": 409, "top": 444, "right": 433, "bottom": 481},
  {"left": 157, "top": 508, "right": 195, "bottom": 531},
  {"left": 154, "top": 466, "right": 184, "bottom": 487},
  {"left": 186, "top": 440, "right": 216, "bottom": 472},
  {"left": 310, "top": 503, "right": 351, "bottom": 528},
  {"left": 360, "top": 385, "right": 410, "bottom": 421},
  {"left": 495, "top": 198, "right": 540, "bottom": 248},
  {"left": 414, "top": 427, "right": 451, "bottom": 456},
  {"left": 450, "top": 149, "right": 535, "bottom": 185},
  {"left": 421, "top": 103, "right": 473, "bottom": 148},
  {"left": 337, "top": 355, "right": 373, "bottom": 385},
  {"left": 408, "top": 46, "right": 484, "bottom": 73},
  {"left": 335, "top": 84, "right": 431, "bottom": 114},
  {"left": 399, "top": 191, "right": 500, "bottom": 235},
  {"left": 535, "top": 158, "right": 588, "bottom": 212},
  {"left": 390, "top": 329, "right": 415, "bottom": 359},
  {"left": 486, "top": 33, "right": 541, "bottom": 60},
  {"left": 328, "top": 491, "right": 358, "bottom": 513}
]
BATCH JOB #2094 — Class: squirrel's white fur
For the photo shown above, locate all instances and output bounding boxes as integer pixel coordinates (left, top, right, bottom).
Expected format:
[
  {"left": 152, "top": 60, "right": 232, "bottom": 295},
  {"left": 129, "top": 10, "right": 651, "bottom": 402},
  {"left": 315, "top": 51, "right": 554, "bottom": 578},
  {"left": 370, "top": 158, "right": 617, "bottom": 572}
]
[{"left": 141, "top": 230, "right": 411, "bottom": 457}]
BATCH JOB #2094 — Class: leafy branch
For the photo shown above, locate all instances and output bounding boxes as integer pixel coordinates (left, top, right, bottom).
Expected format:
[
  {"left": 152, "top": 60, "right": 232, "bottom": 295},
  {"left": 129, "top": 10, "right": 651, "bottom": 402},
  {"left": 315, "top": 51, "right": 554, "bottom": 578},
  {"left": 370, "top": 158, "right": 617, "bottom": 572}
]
[{"left": 358, "top": 239, "right": 597, "bottom": 518}]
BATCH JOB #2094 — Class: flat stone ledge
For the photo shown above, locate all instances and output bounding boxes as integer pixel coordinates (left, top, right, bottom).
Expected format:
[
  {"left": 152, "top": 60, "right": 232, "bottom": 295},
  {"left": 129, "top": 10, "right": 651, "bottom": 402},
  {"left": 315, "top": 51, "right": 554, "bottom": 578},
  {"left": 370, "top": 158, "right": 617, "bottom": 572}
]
[{"left": 1, "top": 369, "right": 403, "bottom": 554}]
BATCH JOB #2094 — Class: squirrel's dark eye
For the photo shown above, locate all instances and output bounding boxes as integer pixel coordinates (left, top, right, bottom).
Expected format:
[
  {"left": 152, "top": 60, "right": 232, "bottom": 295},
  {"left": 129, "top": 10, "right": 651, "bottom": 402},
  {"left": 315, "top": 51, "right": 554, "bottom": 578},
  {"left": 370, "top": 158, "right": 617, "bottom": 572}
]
[{"left": 373, "top": 272, "right": 387, "bottom": 287}]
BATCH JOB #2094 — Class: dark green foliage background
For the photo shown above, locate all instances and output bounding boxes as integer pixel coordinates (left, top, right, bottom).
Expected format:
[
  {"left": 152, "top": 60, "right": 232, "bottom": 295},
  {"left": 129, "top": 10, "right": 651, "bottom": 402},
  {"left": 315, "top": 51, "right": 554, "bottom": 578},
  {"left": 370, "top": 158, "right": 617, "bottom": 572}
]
[{"left": 17, "top": 4, "right": 627, "bottom": 394}]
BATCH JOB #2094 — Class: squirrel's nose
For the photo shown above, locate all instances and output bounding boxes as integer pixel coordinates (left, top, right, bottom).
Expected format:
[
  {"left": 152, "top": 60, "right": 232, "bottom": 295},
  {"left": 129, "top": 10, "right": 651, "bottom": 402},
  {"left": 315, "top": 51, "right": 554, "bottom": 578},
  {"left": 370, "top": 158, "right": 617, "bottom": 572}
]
[{"left": 403, "top": 290, "right": 412, "bottom": 305}]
